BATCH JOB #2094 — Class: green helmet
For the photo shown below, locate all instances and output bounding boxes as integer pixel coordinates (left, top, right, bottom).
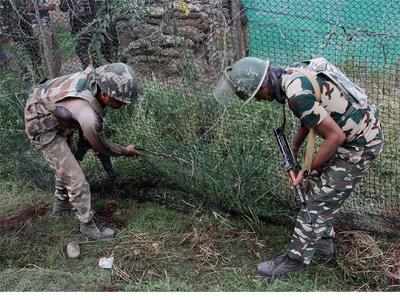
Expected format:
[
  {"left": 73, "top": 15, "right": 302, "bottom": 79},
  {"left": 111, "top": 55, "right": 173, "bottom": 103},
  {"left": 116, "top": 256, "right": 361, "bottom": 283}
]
[
  {"left": 214, "top": 57, "right": 270, "bottom": 106},
  {"left": 95, "top": 63, "right": 140, "bottom": 104}
]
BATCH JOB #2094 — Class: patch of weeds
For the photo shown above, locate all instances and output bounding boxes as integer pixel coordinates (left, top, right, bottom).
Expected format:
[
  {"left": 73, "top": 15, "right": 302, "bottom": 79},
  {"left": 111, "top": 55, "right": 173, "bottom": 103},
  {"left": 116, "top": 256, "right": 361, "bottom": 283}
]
[
  {"left": 0, "top": 187, "right": 394, "bottom": 291},
  {"left": 126, "top": 203, "right": 192, "bottom": 233},
  {"left": 0, "top": 181, "right": 50, "bottom": 215},
  {"left": 0, "top": 266, "right": 112, "bottom": 291},
  {"left": 0, "top": 216, "right": 75, "bottom": 269},
  {"left": 124, "top": 275, "right": 194, "bottom": 292}
]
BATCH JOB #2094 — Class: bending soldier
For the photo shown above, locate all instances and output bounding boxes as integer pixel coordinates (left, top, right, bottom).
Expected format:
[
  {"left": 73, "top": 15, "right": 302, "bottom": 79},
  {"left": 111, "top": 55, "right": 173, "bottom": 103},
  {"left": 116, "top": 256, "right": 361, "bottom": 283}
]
[
  {"left": 24, "top": 63, "right": 141, "bottom": 240},
  {"left": 214, "top": 57, "right": 384, "bottom": 279}
]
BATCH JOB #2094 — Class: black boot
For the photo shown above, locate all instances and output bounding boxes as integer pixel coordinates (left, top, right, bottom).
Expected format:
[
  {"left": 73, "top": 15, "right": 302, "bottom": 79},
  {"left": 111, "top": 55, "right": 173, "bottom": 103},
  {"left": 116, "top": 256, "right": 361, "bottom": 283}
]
[{"left": 257, "top": 254, "right": 305, "bottom": 279}]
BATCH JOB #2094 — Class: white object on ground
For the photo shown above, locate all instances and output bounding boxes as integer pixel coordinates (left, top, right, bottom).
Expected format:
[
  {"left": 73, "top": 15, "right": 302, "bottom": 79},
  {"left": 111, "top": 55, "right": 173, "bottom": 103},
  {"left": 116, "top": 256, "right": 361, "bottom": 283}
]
[
  {"left": 98, "top": 256, "right": 114, "bottom": 269},
  {"left": 66, "top": 241, "right": 81, "bottom": 259}
]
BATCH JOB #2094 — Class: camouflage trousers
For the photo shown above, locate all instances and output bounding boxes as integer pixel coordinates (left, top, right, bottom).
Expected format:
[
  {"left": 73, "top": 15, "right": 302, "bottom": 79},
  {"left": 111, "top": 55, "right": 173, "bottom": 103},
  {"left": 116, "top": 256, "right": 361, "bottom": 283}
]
[
  {"left": 39, "top": 135, "right": 94, "bottom": 223},
  {"left": 287, "top": 133, "right": 384, "bottom": 265}
]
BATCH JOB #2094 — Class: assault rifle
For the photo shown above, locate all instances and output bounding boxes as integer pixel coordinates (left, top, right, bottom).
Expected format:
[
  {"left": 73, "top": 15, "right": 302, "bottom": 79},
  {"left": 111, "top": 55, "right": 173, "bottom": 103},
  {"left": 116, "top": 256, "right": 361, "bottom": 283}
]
[{"left": 273, "top": 127, "right": 312, "bottom": 224}]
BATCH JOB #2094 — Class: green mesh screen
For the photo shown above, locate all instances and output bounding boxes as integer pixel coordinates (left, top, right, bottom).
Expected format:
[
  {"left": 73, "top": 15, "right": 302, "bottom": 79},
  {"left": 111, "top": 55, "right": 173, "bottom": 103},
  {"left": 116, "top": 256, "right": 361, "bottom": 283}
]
[{"left": 241, "top": 0, "right": 400, "bottom": 220}]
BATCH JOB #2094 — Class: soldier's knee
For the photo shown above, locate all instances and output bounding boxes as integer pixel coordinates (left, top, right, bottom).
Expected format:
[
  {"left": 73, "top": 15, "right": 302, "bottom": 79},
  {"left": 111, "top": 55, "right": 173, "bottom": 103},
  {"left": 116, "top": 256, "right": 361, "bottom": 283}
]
[
  {"left": 56, "top": 167, "right": 66, "bottom": 178},
  {"left": 67, "top": 165, "right": 88, "bottom": 186}
]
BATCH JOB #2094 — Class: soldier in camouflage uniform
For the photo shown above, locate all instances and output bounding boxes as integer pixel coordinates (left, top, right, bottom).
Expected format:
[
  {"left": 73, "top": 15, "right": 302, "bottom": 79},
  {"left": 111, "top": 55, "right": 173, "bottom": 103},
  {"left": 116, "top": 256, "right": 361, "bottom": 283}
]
[
  {"left": 59, "top": 0, "right": 119, "bottom": 69},
  {"left": 24, "top": 63, "right": 141, "bottom": 240},
  {"left": 214, "top": 57, "right": 384, "bottom": 279}
]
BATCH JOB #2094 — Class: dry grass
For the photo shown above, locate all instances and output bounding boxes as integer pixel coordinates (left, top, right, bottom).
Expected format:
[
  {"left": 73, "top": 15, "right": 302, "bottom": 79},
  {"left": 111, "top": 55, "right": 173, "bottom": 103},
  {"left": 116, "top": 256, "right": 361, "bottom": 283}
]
[
  {"left": 336, "top": 230, "right": 400, "bottom": 290},
  {"left": 337, "top": 231, "right": 384, "bottom": 276},
  {"left": 383, "top": 243, "right": 400, "bottom": 287},
  {"left": 84, "top": 218, "right": 268, "bottom": 286}
]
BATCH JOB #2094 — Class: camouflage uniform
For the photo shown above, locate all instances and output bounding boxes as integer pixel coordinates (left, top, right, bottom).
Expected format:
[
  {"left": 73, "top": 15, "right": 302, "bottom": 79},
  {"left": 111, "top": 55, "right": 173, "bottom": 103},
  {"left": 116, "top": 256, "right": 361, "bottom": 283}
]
[
  {"left": 282, "top": 69, "right": 384, "bottom": 265},
  {"left": 24, "top": 64, "right": 136, "bottom": 223},
  {"left": 60, "top": 0, "right": 118, "bottom": 69}
]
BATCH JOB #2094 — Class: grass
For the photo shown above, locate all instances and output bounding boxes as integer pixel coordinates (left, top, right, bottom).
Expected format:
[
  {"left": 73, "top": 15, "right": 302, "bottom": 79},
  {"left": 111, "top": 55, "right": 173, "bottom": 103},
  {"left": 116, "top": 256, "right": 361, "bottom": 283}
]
[{"left": 0, "top": 179, "right": 394, "bottom": 292}]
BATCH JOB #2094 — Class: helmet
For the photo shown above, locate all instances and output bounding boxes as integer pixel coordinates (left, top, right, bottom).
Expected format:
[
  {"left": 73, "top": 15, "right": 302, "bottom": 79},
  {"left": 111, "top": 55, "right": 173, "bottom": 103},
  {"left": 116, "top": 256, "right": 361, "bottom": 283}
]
[
  {"left": 214, "top": 57, "right": 270, "bottom": 106},
  {"left": 95, "top": 63, "right": 140, "bottom": 104}
]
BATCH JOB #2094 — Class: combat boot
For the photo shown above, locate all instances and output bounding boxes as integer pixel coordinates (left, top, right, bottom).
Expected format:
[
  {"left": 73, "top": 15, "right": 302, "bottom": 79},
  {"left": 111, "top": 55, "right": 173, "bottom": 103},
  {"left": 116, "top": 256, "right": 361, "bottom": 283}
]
[
  {"left": 314, "top": 238, "right": 336, "bottom": 263},
  {"left": 257, "top": 254, "right": 305, "bottom": 279},
  {"left": 80, "top": 219, "right": 115, "bottom": 240},
  {"left": 51, "top": 200, "right": 73, "bottom": 217}
]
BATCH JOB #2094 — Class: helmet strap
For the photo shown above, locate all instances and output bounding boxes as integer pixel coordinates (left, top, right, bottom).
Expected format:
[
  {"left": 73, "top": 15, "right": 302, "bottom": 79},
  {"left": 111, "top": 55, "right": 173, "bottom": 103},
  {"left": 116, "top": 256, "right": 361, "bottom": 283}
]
[{"left": 269, "top": 67, "right": 286, "bottom": 104}]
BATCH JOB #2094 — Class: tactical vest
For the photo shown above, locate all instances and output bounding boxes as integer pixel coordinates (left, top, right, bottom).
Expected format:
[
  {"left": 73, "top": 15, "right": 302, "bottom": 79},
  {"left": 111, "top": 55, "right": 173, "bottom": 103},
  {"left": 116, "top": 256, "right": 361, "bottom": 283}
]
[{"left": 24, "top": 67, "right": 103, "bottom": 148}]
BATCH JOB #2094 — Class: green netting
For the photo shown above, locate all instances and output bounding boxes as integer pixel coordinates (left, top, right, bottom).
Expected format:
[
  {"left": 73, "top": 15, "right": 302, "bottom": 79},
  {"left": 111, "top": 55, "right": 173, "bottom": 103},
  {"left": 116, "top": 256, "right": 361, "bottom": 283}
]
[
  {"left": 242, "top": 0, "right": 400, "bottom": 66},
  {"left": 241, "top": 0, "right": 400, "bottom": 220}
]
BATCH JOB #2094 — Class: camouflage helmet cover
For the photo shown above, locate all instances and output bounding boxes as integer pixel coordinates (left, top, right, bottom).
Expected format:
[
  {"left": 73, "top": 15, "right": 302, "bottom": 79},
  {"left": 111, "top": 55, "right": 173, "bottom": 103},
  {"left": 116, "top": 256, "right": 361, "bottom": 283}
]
[
  {"left": 214, "top": 57, "right": 270, "bottom": 106},
  {"left": 95, "top": 63, "right": 140, "bottom": 104}
]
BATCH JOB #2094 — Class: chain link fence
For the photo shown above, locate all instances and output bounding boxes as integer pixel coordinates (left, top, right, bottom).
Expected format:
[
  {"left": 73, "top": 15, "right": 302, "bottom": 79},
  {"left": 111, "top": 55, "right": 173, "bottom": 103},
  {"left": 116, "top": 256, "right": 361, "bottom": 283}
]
[{"left": 0, "top": 0, "right": 399, "bottom": 234}]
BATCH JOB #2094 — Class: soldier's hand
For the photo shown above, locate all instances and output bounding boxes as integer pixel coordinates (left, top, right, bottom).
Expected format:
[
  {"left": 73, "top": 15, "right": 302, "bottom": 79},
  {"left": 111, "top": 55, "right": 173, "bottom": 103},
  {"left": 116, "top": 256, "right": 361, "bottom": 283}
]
[
  {"left": 292, "top": 170, "right": 306, "bottom": 186},
  {"left": 125, "top": 144, "right": 141, "bottom": 157}
]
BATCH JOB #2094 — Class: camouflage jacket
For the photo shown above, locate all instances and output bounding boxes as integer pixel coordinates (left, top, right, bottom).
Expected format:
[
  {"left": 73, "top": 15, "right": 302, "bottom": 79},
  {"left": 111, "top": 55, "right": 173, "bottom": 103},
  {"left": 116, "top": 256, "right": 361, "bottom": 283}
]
[
  {"left": 24, "top": 66, "right": 130, "bottom": 156},
  {"left": 282, "top": 68, "right": 382, "bottom": 148}
]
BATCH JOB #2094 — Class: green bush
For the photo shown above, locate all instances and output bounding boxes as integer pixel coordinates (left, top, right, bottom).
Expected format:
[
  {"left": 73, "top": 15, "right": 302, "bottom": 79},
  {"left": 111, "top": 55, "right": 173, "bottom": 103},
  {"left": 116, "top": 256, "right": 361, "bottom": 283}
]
[{"left": 107, "top": 81, "right": 294, "bottom": 217}]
